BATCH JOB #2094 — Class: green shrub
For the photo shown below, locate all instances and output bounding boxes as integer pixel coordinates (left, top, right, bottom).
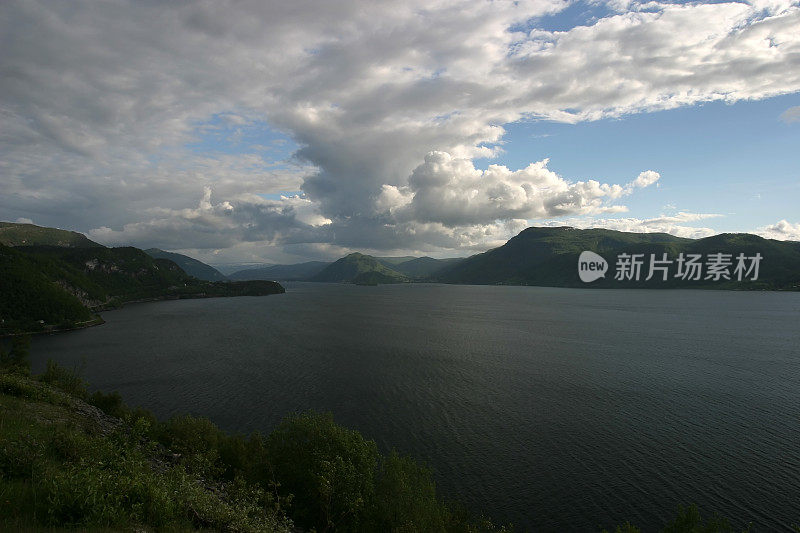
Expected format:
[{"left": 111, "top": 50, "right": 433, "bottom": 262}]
[
  {"left": 88, "top": 389, "right": 127, "bottom": 418},
  {"left": 154, "top": 414, "right": 226, "bottom": 478},
  {"left": 38, "top": 359, "right": 88, "bottom": 399},
  {"left": 661, "top": 504, "right": 744, "bottom": 533},
  {"left": 266, "top": 411, "right": 380, "bottom": 532},
  {"left": 0, "top": 372, "right": 59, "bottom": 403},
  {"left": 369, "top": 450, "right": 448, "bottom": 531},
  {"left": 0, "top": 335, "right": 31, "bottom": 374}
]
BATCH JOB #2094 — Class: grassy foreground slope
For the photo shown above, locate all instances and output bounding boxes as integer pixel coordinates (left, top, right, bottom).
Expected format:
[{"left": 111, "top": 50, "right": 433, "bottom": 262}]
[
  {"left": 0, "top": 352, "right": 509, "bottom": 532},
  {"left": 0, "top": 350, "right": 776, "bottom": 532}
]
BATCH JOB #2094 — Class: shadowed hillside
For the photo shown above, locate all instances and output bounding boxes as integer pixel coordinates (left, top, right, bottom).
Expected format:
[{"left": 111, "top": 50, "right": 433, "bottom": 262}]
[
  {"left": 436, "top": 226, "right": 800, "bottom": 289},
  {"left": 310, "top": 252, "right": 408, "bottom": 283},
  {"left": 145, "top": 248, "right": 227, "bottom": 281},
  {"left": 0, "top": 222, "right": 102, "bottom": 248},
  {"left": 228, "top": 261, "right": 330, "bottom": 281},
  {"left": 1, "top": 243, "right": 284, "bottom": 336}
]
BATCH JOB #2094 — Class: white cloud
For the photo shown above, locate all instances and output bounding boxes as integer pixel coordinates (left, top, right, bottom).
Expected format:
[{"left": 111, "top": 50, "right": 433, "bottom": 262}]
[
  {"left": 629, "top": 170, "right": 660, "bottom": 189},
  {"left": 535, "top": 211, "right": 723, "bottom": 239},
  {"left": 780, "top": 105, "right": 800, "bottom": 123},
  {"left": 376, "top": 151, "right": 654, "bottom": 227},
  {"left": 1, "top": 0, "right": 799, "bottom": 260},
  {"left": 754, "top": 219, "right": 800, "bottom": 240},
  {"left": 88, "top": 187, "right": 327, "bottom": 250}
]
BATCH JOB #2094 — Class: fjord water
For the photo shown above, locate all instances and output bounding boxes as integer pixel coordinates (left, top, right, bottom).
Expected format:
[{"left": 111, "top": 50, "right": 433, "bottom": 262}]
[{"left": 30, "top": 284, "right": 800, "bottom": 531}]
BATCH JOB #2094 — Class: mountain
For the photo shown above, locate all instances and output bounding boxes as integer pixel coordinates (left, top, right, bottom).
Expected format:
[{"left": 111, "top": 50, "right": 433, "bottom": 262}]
[
  {"left": 388, "top": 256, "right": 464, "bottom": 279},
  {"left": 375, "top": 256, "right": 418, "bottom": 266},
  {"left": 228, "top": 261, "right": 330, "bottom": 281},
  {"left": 0, "top": 221, "right": 102, "bottom": 248},
  {"left": 145, "top": 248, "right": 227, "bottom": 281},
  {"left": 1, "top": 242, "right": 285, "bottom": 335},
  {"left": 310, "top": 252, "right": 407, "bottom": 283},
  {"left": 436, "top": 226, "right": 800, "bottom": 289},
  {"left": 0, "top": 244, "right": 95, "bottom": 333}
]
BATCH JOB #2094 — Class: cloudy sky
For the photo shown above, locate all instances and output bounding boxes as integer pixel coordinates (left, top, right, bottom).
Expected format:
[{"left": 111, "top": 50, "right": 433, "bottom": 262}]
[{"left": 1, "top": 0, "right": 799, "bottom": 266}]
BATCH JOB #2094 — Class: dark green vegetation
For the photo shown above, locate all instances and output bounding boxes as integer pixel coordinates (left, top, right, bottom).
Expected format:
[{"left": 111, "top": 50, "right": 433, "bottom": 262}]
[
  {"left": 227, "top": 256, "right": 461, "bottom": 283},
  {"left": 0, "top": 352, "right": 510, "bottom": 532},
  {"left": 381, "top": 256, "right": 463, "bottom": 278},
  {"left": 145, "top": 248, "right": 228, "bottom": 281},
  {"left": 436, "top": 226, "right": 800, "bottom": 289},
  {"left": 0, "top": 221, "right": 103, "bottom": 248},
  {"left": 229, "top": 261, "right": 330, "bottom": 281},
  {"left": 0, "top": 245, "right": 95, "bottom": 333},
  {"left": 352, "top": 270, "right": 404, "bottom": 285},
  {"left": 310, "top": 252, "right": 409, "bottom": 283},
  {"left": 228, "top": 226, "right": 799, "bottom": 289},
  {"left": 1, "top": 240, "right": 284, "bottom": 336},
  {"left": 0, "top": 350, "right": 775, "bottom": 532}
]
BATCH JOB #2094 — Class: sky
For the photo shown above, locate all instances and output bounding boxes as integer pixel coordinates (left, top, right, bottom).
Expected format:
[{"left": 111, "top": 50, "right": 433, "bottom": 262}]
[{"left": 1, "top": 0, "right": 799, "bottom": 266}]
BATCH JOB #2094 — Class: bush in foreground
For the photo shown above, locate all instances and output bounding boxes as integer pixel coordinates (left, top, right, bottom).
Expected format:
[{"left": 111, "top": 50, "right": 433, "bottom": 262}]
[{"left": 2, "top": 358, "right": 790, "bottom": 532}]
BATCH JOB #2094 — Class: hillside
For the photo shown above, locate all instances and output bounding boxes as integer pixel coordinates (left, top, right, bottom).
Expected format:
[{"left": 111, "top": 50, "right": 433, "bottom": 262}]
[
  {"left": 375, "top": 256, "right": 418, "bottom": 266},
  {"left": 0, "top": 245, "right": 96, "bottom": 333},
  {"left": 0, "top": 244, "right": 284, "bottom": 336},
  {"left": 388, "top": 256, "right": 464, "bottom": 279},
  {"left": 228, "top": 261, "right": 330, "bottom": 281},
  {"left": 0, "top": 221, "right": 102, "bottom": 248},
  {"left": 437, "top": 226, "right": 800, "bottom": 289},
  {"left": 145, "top": 248, "right": 227, "bottom": 281},
  {"left": 310, "top": 252, "right": 407, "bottom": 283},
  {"left": 0, "top": 360, "right": 511, "bottom": 532}
]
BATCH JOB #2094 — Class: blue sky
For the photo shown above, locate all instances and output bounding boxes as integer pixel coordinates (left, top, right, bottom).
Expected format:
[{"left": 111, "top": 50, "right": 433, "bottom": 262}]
[{"left": 488, "top": 92, "right": 800, "bottom": 233}]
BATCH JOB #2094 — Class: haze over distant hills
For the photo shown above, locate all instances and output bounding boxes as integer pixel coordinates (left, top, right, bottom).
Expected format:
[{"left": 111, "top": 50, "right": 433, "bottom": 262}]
[
  {"left": 226, "top": 255, "right": 462, "bottom": 282},
  {"left": 228, "top": 261, "right": 330, "bottom": 281},
  {"left": 221, "top": 226, "right": 800, "bottom": 289},
  {"left": 145, "top": 248, "right": 227, "bottom": 282}
]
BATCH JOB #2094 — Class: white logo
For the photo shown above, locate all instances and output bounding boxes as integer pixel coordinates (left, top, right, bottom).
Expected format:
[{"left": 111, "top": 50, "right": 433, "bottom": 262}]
[{"left": 578, "top": 251, "right": 608, "bottom": 282}]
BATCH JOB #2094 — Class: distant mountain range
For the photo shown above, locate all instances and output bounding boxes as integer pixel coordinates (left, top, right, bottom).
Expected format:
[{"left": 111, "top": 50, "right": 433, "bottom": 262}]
[
  {"left": 385, "top": 256, "right": 463, "bottom": 278},
  {"left": 3, "top": 221, "right": 797, "bottom": 334},
  {"left": 223, "top": 227, "right": 800, "bottom": 289},
  {"left": 436, "top": 227, "right": 800, "bottom": 289},
  {"left": 145, "top": 248, "right": 227, "bottom": 281},
  {"left": 228, "top": 261, "right": 330, "bottom": 281},
  {"left": 226, "top": 255, "right": 461, "bottom": 282}
]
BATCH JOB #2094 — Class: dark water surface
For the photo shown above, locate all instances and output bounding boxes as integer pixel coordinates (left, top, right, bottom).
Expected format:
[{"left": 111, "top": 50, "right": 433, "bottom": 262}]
[{"left": 30, "top": 283, "right": 800, "bottom": 531}]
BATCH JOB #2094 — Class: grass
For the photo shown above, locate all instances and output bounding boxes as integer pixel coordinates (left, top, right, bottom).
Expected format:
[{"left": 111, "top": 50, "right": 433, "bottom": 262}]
[{"left": 0, "top": 355, "right": 791, "bottom": 532}]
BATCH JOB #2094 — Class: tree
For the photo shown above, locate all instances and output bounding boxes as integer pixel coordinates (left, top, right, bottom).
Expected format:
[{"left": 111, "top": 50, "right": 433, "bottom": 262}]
[
  {"left": 266, "top": 411, "right": 379, "bottom": 532},
  {"left": 1, "top": 334, "right": 31, "bottom": 373}
]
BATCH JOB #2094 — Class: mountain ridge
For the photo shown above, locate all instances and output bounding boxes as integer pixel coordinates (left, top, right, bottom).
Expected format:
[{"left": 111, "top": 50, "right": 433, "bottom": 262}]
[
  {"left": 0, "top": 222, "right": 102, "bottom": 248},
  {"left": 310, "top": 252, "right": 408, "bottom": 283},
  {"left": 436, "top": 226, "right": 800, "bottom": 289},
  {"left": 144, "top": 248, "right": 227, "bottom": 282}
]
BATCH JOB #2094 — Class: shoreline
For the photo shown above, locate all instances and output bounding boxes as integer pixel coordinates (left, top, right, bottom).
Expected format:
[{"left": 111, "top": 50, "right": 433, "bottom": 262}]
[{"left": 1, "top": 290, "right": 285, "bottom": 338}]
